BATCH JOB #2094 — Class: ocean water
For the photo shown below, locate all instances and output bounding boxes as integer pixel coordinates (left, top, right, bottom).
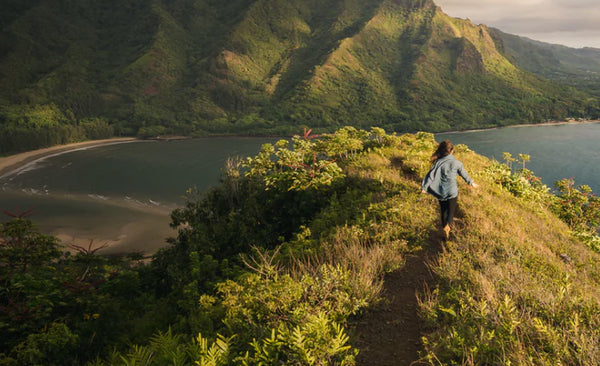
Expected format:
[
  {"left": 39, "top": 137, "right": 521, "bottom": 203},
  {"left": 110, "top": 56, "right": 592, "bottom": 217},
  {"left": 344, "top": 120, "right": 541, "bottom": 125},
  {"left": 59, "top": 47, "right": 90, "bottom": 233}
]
[
  {"left": 0, "top": 137, "right": 275, "bottom": 254},
  {"left": 437, "top": 122, "right": 600, "bottom": 193}
]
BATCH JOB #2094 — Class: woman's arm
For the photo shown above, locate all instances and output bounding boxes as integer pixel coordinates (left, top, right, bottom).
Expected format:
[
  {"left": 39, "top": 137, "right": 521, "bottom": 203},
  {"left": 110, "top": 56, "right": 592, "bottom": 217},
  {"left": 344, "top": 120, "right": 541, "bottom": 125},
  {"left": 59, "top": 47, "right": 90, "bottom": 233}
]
[{"left": 457, "top": 161, "right": 474, "bottom": 185}]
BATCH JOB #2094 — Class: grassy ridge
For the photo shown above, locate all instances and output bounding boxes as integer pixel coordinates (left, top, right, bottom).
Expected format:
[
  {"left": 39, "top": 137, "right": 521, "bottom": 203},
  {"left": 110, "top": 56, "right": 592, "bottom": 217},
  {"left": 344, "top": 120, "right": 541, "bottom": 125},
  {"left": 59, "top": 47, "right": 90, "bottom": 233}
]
[
  {"left": 124, "top": 130, "right": 600, "bottom": 364},
  {"left": 2, "top": 128, "right": 599, "bottom": 364}
]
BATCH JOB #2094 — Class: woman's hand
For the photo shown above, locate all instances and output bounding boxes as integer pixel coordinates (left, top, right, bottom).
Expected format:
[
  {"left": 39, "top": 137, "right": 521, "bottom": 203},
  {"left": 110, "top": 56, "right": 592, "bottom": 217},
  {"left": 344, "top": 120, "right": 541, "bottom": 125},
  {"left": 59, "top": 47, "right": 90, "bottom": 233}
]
[{"left": 470, "top": 182, "right": 479, "bottom": 188}]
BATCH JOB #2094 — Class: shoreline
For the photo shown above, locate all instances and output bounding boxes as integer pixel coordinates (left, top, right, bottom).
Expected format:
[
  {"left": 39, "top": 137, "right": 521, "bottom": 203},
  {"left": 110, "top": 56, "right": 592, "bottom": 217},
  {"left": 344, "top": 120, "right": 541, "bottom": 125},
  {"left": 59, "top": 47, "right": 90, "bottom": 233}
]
[
  {"left": 0, "top": 137, "right": 175, "bottom": 256},
  {"left": 2, "top": 119, "right": 598, "bottom": 176},
  {"left": 0, "top": 137, "right": 139, "bottom": 178},
  {"left": 438, "top": 119, "right": 600, "bottom": 135}
]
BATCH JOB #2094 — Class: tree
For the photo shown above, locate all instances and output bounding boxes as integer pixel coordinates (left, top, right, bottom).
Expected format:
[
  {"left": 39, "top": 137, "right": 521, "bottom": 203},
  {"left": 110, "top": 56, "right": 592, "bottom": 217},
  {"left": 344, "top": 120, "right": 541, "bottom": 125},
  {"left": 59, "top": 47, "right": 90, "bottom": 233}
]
[{"left": 0, "top": 213, "right": 62, "bottom": 353}]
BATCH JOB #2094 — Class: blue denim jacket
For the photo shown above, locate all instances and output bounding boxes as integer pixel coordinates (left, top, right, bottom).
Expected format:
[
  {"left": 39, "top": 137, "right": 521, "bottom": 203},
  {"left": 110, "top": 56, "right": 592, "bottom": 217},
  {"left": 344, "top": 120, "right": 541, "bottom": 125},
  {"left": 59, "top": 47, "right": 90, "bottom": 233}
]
[{"left": 422, "top": 154, "right": 473, "bottom": 200}]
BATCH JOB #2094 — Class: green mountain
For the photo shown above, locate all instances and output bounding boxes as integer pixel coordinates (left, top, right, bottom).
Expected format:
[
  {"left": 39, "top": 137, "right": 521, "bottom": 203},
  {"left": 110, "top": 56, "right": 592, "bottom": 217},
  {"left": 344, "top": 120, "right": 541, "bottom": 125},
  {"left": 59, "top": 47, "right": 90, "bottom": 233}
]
[
  {"left": 1, "top": 0, "right": 599, "bottom": 153},
  {"left": 490, "top": 28, "right": 600, "bottom": 95}
]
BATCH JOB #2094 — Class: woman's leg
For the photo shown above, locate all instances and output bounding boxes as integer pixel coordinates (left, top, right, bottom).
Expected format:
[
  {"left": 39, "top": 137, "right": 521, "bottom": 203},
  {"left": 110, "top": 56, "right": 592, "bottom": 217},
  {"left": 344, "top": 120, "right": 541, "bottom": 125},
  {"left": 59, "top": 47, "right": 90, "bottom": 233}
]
[
  {"left": 439, "top": 199, "right": 449, "bottom": 227},
  {"left": 439, "top": 197, "right": 458, "bottom": 239},
  {"left": 445, "top": 197, "right": 458, "bottom": 226}
]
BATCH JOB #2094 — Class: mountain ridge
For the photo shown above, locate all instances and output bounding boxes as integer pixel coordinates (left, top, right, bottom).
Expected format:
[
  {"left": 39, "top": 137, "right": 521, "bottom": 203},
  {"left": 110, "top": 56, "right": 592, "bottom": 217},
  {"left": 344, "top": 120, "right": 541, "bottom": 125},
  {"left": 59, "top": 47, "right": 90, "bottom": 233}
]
[{"left": 489, "top": 27, "right": 600, "bottom": 96}]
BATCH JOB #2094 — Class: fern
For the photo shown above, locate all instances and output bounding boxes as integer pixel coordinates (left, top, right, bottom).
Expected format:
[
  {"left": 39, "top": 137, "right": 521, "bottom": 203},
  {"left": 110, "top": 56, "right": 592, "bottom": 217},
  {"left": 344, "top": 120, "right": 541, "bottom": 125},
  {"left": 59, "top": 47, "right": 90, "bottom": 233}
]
[
  {"left": 120, "top": 345, "right": 154, "bottom": 366},
  {"left": 193, "top": 333, "right": 233, "bottom": 366}
]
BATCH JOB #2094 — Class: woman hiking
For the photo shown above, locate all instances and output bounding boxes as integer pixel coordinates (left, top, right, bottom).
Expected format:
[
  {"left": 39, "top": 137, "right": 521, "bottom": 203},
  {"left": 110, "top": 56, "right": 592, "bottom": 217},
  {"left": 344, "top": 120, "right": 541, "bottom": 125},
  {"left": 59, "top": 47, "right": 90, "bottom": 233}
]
[{"left": 421, "top": 140, "right": 478, "bottom": 239}]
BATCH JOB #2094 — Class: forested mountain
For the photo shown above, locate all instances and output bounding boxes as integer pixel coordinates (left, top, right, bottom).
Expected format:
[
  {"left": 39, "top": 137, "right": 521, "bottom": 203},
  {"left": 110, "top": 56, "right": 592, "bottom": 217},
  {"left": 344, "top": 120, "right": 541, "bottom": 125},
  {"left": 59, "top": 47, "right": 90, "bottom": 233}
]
[
  {"left": 1, "top": 0, "right": 599, "bottom": 152},
  {"left": 490, "top": 28, "right": 600, "bottom": 95}
]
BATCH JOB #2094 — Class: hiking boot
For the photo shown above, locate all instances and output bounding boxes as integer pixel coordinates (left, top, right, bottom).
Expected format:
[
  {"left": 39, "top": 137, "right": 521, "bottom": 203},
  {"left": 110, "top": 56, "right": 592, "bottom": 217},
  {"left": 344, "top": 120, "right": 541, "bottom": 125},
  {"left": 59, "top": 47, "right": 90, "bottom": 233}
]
[{"left": 443, "top": 224, "right": 451, "bottom": 240}]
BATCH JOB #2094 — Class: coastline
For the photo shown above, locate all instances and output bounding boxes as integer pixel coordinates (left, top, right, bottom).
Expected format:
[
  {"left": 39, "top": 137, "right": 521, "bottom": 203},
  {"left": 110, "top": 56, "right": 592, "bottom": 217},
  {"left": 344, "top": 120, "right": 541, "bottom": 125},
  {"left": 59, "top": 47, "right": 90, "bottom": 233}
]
[
  {"left": 2, "top": 120, "right": 598, "bottom": 176},
  {"left": 0, "top": 137, "right": 139, "bottom": 178},
  {"left": 438, "top": 119, "right": 600, "bottom": 135},
  {"left": 0, "top": 136, "right": 176, "bottom": 256},
  {"left": 502, "top": 119, "right": 600, "bottom": 129}
]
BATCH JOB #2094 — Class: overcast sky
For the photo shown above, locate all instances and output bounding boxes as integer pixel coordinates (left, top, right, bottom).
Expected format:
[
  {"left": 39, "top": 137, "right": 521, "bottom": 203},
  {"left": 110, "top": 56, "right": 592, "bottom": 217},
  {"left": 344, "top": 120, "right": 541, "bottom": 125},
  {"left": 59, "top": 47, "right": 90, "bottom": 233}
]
[{"left": 434, "top": 0, "right": 600, "bottom": 49}]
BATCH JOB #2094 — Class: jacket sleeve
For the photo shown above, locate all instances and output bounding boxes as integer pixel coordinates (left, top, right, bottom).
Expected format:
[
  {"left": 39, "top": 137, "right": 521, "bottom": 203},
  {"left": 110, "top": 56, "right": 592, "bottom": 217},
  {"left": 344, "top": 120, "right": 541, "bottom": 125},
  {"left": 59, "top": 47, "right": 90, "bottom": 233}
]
[
  {"left": 457, "top": 161, "right": 473, "bottom": 185},
  {"left": 421, "top": 168, "right": 433, "bottom": 191}
]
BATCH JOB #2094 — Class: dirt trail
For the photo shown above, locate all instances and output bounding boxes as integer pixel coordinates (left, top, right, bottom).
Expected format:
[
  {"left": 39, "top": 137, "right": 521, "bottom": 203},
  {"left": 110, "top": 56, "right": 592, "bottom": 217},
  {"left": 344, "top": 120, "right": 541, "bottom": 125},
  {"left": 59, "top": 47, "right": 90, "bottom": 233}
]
[{"left": 352, "top": 231, "right": 443, "bottom": 366}]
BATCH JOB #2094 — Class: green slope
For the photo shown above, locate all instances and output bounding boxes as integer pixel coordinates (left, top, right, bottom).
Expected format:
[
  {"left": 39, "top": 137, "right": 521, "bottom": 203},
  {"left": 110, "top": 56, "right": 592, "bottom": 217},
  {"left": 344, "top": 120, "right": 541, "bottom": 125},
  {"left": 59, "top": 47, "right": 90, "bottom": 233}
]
[
  {"left": 403, "top": 9, "right": 594, "bottom": 130},
  {"left": 131, "top": 129, "right": 600, "bottom": 364},
  {"left": 1, "top": 128, "right": 600, "bottom": 364}
]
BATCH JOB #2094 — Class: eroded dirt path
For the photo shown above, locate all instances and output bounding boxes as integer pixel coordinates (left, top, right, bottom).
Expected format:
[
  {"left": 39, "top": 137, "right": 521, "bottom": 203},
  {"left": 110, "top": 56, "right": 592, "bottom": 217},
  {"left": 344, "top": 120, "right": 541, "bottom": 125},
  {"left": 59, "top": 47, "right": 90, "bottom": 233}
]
[{"left": 352, "top": 232, "right": 443, "bottom": 366}]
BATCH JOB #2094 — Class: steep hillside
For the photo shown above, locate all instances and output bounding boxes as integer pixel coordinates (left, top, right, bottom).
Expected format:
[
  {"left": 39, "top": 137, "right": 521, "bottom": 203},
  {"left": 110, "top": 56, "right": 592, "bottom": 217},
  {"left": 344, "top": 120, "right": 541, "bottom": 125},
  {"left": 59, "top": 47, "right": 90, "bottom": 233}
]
[
  {"left": 490, "top": 28, "right": 600, "bottom": 97},
  {"left": 1, "top": 0, "right": 598, "bottom": 153},
  {"left": 2, "top": 128, "right": 600, "bottom": 364},
  {"left": 406, "top": 10, "right": 594, "bottom": 130}
]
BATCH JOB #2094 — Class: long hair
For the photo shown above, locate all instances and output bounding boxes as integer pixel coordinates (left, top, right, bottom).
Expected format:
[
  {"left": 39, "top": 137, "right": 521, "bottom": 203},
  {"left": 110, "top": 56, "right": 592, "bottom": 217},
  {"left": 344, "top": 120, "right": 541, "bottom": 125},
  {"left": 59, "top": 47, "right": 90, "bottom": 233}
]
[{"left": 430, "top": 140, "right": 454, "bottom": 162}]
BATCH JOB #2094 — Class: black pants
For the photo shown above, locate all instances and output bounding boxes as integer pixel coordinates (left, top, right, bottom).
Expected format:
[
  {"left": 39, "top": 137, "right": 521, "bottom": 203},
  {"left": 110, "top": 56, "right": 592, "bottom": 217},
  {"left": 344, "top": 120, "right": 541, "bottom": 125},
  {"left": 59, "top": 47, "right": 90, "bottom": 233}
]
[{"left": 439, "top": 197, "right": 458, "bottom": 227}]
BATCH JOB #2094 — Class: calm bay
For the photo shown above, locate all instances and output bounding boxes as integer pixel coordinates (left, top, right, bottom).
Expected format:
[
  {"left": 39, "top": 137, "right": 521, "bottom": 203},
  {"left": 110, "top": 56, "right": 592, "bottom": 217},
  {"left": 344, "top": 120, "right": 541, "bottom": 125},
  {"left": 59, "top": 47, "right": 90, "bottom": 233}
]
[
  {"left": 437, "top": 122, "right": 600, "bottom": 194},
  {"left": 0, "top": 137, "right": 275, "bottom": 254}
]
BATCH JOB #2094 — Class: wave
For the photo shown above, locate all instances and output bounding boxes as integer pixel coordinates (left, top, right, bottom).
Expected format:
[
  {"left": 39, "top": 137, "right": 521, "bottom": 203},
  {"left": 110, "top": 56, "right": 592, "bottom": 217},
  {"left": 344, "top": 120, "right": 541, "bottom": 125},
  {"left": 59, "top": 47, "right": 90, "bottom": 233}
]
[
  {"left": 87, "top": 194, "right": 109, "bottom": 201},
  {"left": 2, "top": 186, "right": 176, "bottom": 215},
  {"left": 82, "top": 193, "right": 174, "bottom": 212},
  {"left": 21, "top": 188, "right": 41, "bottom": 195}
]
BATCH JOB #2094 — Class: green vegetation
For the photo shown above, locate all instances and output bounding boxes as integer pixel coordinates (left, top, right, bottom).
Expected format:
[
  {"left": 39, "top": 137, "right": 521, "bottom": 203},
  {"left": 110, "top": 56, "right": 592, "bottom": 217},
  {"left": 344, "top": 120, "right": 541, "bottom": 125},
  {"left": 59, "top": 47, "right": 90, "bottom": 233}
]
[
  {"left": 2, "top": 127, "right": 599, "bottom": 365},
  {"left": 2, "top": 0, "right": 599, "bottom": 154},
  {"left": 0, "top": 104, "right": 115, "bottom": 153},
  {"left": 0, "top": 212, "right": 162, "bottom": 365}
]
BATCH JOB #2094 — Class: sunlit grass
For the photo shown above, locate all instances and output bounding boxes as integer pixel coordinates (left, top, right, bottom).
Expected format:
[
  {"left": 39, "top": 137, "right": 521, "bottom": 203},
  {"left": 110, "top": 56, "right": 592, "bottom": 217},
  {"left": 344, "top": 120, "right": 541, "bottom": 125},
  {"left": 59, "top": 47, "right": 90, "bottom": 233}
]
[{"left": 419, "top": 139, "right": 600, "bottom": 364}]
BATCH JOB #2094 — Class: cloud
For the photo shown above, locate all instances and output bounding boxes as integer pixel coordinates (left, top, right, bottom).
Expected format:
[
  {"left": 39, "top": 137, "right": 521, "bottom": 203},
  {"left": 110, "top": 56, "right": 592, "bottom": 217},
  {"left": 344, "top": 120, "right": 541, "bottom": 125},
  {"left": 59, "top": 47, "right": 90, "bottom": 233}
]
[
  {"left": 549, "top": 0, "right": 598, "bottom": 8},
  {"left": 494, "top": 16, "right": 600, "bottom": 34},
  {"left": 434, "top": 0, "right": 600, "bottom": 48},
  {"left": 437, "top": 0, "right": 543, "bottom": 5}
]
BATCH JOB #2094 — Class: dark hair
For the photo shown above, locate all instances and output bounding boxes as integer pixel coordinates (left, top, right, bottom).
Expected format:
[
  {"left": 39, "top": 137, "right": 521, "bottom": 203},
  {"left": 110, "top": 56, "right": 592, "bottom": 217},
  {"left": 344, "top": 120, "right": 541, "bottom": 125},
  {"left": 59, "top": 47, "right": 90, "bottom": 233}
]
[{"left": 430, "top": 140, "right": 454, "bottom": 162}]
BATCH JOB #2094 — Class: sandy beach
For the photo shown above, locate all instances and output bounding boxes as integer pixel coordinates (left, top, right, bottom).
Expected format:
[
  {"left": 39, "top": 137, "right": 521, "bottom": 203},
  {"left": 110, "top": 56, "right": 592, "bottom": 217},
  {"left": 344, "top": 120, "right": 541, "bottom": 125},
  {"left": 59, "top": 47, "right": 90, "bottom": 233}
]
[
  {"left": 52, "top": 214, "right": 176, "bottom": 257},
  {"left": 0, "top": 137, "right": 180, "bottom": 256},
  {"left": 0, "top": 137, "right": 138, "bottom": 177},
  {"left": 441, "top": 119, "right": 600, "bottom": 134},
  {"left": 504, "top": 119, "right": 600, "bottom": 129}
]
